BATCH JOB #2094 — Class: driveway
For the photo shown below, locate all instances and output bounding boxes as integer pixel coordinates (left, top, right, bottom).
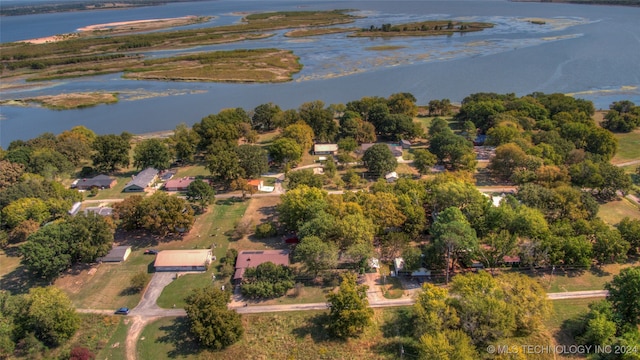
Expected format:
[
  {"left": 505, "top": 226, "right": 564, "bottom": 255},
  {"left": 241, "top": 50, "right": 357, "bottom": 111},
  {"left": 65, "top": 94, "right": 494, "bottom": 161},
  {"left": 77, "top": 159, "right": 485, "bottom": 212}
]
[{"left": 130, "top": 271, "right": 175, "bottom": 315}]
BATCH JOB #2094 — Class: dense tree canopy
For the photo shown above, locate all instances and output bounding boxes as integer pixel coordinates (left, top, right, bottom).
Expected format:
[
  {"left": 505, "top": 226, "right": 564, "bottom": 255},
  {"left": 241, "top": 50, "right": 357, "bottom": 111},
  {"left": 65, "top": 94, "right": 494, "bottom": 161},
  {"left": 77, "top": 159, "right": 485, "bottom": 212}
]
[
  {"left": 133, "top": 138, "right": 171, "bottom": 170},
  {"left": 113, "top": 192, "right": 194, "bottom": 236},
  {"left": 91, "top": 133, "right": 131, "bottom": 172},
  {"left": 184, "top": 287, "right": 243, "bottom": 349},
  {"left": 326, "top": 273, "right": 373, "bottom": 338},
  {"left": 362, "top": 143, "right": 398, "bottom": 177}
]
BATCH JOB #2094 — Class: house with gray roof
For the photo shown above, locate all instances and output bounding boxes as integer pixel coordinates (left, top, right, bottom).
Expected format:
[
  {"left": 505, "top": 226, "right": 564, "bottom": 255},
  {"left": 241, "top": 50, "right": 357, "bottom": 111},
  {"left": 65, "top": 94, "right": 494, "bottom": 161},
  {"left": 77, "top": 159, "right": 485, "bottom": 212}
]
[{"left": 123, "top": 168, "right": 158, "bottom": 192}]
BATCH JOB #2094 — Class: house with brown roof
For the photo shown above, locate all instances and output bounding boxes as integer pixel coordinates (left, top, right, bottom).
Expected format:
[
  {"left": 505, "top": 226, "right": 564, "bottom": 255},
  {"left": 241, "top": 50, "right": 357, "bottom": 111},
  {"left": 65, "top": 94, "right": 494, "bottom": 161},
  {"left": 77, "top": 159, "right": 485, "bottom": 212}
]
[
  {"left": 164, "top": 177, "right": 209, "bottom": 192},
  {"left": 234, "top": 250, "right": 290, "bottom": 283},
  {"left": 154, "top": 249, "right": 212, "bottom": 271},
  {"left": 74, "top": 175, "right": 117, "bottom": 190}
]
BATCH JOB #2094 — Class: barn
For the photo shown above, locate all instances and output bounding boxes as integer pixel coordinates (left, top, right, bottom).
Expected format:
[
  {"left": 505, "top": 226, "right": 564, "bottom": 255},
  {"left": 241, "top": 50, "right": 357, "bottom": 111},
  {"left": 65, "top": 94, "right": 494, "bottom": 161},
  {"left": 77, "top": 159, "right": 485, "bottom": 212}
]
[{"left": 154, "top": 249, "right": 212, "bottom": 272}]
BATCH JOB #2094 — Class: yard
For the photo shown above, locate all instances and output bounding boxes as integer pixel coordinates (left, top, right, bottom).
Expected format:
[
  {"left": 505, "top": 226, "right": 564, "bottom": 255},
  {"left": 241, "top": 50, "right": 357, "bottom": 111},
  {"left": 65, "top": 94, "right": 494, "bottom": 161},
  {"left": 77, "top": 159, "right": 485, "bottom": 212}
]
[
  {"left": 611, "top": 128, "right": 640, "bottom": 165},
  {"left": 597, "top": 198, "right": 640, "bottom": 226},
  {"left": 541, "top": 260, "right": 639, "bottom": 293}
]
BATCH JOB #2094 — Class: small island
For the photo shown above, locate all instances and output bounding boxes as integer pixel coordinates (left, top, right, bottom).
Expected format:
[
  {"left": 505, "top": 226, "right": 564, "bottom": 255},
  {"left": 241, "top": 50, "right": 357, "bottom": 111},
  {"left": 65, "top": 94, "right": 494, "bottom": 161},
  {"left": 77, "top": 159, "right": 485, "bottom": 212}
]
[{"left": 351, "top": 20, "right": 494, "bottom": 37}]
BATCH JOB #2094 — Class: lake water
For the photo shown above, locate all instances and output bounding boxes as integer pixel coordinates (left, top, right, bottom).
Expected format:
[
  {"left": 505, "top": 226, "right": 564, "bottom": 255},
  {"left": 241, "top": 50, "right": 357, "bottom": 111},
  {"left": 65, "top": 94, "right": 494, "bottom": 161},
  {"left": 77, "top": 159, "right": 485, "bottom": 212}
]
[{"left": 1, "top": 0, "right": 640, "bottom": 144}]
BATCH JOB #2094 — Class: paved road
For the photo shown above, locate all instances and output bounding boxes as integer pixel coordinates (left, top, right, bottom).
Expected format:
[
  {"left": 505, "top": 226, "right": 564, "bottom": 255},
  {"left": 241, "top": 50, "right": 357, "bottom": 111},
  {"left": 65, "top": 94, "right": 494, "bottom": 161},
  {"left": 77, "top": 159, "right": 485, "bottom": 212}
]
[{"left": 546, "top": 290, "right": 608, "bottom": 300}]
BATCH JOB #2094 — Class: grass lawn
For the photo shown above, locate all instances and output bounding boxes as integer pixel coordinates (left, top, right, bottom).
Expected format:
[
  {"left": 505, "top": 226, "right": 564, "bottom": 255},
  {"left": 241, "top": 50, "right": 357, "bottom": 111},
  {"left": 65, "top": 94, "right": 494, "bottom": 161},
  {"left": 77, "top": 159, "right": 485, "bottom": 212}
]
[
  {"left": 173, "top": 164, "right": 209, "bottom": 178},
  {"left": 597, "top": 198, "right": 640, "bottom": 225},
  {"left": 544, "top": 298, "right": 594, "bottom": 354},
  {"left": 543, "top": 260, "right": 639, "bottom": 293},
  {"left": 83, "top": 170, "right": 143, "bottom": 200},
  {"left": 251, "top": 284, "right": 333, "bottom": 305},
  {"left": 57, "top": 252, "right": 153, "bottom": 310},
  {"left": 43, "top": 314, "right": 125, "bottom": 359},
  {"left": 155, "top": 199, "right": 250, "bottom": 308},
  {"left": 97, "top": 316, "right": 129, "bottom": 360},
  {"left": 382, "top": 277, "right": 404, "bottom": 299},
  {"left": 258, "top": 130, "right": 280, "bottom": 145},
  {"left": 139, "top": 308, "right": 417, "bottom": 360},
  {"left": 611, "top": 129, "right": 640, "bottom": 164}
]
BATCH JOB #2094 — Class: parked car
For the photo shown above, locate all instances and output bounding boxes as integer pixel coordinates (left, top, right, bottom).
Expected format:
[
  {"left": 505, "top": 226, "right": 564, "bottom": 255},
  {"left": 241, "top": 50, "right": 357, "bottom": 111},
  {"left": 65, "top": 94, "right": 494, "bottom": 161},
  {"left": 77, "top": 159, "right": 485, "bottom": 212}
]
[
  {"left": 144, "top": 249, "right": 158, "bottom": 255},
  {"left": 114, "top": 307, "right": 129, "bottom": 315}
]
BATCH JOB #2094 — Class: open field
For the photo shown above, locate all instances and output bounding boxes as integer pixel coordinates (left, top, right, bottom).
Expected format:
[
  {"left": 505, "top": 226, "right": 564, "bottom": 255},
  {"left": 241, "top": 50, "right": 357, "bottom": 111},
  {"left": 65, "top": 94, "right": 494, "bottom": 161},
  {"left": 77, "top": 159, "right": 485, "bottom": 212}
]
[
  {"left": 138, "top": 308, "right": 414, "bottom": 360},
  {"left": 597, "top": 198, "right": 640, "bottom": 225},
  {"left": 611, "top": 129, "right": 640, "bottom": 164},
  {"left": 56, "top": 251, "right": 153, "bottom": 309},
  {"left": 540, "top": 260, "right": 639, "bottom": 293},
  {"left": 41, "top": 314, "right": 127, "bottom": 360}
]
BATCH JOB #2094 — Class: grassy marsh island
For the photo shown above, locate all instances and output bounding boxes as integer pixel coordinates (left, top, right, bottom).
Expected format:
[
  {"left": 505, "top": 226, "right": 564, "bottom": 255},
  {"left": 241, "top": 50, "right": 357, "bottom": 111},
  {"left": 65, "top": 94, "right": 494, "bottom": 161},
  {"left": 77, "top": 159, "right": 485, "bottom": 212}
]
[
  {"left": 284, "top": 27, "right": 360, "bottom": 37},
  {"left": 351, "top": 20, "right": 494, "bottom": 37},
  {"left": 0, "top": 92, "right": 118, "bottom": 110},
  {"left": 0, "top": 10, "right": 357, "bottom": 83},
  {"left": 365, "top": 45, "right": 408, "bottom": 51},
  {"left": 123, "top": 49, "right": 302, "bottom": 82}
]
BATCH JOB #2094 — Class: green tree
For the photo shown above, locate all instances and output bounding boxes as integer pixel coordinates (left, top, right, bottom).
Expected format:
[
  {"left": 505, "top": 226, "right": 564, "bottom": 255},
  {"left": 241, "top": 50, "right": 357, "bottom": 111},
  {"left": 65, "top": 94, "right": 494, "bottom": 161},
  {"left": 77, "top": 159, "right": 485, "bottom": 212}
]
[
  {"left": 431, "top": 207, "right": 478, "bottom": 284},
  {"left": 133, "top": 138, "right": 171, "bottom": 170},
  {"left": 185, "top": 179, "right": 215, "bottom": 211},
  {"left": 617, "top": 217, "right": 640, "bottom": 255},
  {"left": 418, "top": 330, "right": 477, "bottom": 360},
  {"left": 205, "top": 146, "right": 242, "bottom": 184},
  {"left": 91, "top": 133, "right": 131, "bottom": 173},
  {"left": 129, "top": 271, "right": 150, "bottom": 293},
  {"left": 2, "top": 197, "right": 50, "bottom": 229},
  {"left": 28, "top": 148, "right": 74, "bottom": 179},
  {"left": 252, "top": 102, "right": 282, "bottom": 131},
  {"left": 241, "top": 262, "right": 295, "bottom": 299},
  {"left": 286, "top": 169, "right": 324, "bottom": 190},
  {"left": 326, "top": 273, "right": 373, "bottom": 338},
  {"left": 184, "top": 287, "right": 243, "bottom": 349},
  {"left": 362, "top": 143, "right": 398, "bottom": 178},
  {"left": 429, "top": 131, "right": 476, "bottom": 171},
  {"left": 237, "top": 145, "right": 268, "bottom": 179},
  {"left": 605, "top": 266, "right": 640, "bottom": 326},
  {"left": 413, "top": 284, "right": 458, "bottom": 337},
  {"left": 294, "top": 236, "right": 338, "bottom": 277},
  {"left": 269, "top": 138, "right": 303, "bottom": 168},
  {"left": 169, "top": 123, "right": 200, "bottom": 163},
  {"left": 18, "top": 287, "right": 79, "bottom": 347},
  {"left": 56, "top": 126, "right": 95, "bottom": 167},
  {"left": 277, "top": 186, "right": 328, "bottom": 231},
  {"left": 281, "top": 122, "right": 314, "bottom": 154},
  {"left": 299, "top": 100, "right": 337, "bottom": 142},
  {"left": 114, "top": 192, "right": 194, "bottom": 236},
  {"left": 413, "top": 149, "right": 437, "bottom": 174}
]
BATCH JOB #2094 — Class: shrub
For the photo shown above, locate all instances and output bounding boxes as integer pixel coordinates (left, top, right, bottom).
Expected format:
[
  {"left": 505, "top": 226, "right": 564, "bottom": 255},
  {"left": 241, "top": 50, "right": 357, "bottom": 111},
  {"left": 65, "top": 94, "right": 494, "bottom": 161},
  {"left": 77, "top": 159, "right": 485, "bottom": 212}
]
[{"left": 254, "top": 222, "right": 277, "bottom": 238}]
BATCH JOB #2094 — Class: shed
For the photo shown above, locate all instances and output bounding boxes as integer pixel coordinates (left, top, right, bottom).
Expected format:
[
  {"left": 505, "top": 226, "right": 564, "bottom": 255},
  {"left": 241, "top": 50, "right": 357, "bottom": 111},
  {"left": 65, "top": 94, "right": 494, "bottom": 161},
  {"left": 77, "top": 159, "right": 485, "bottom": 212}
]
[
  {"left": 313, "top": 143, "right": 338, "bottom": 155},
  {"left": 84, "top": 207, "right": 113, "bottom": 216},
  {"left": 385, "top": 171, "right": 398, "bottom": 183},
  {"left": 400, "top": 139, "right": 411, "bottom": 149},
  {"left": 154, "top": 250, "right": 212, "bottom": 271},
  {"left": 75, "top": 175, "right": 117, "bottom": 190},
  {"left": 123, "top": 168, "right": 158, "bottom": 192},
  {"left": 97, "top": 246, "right": 131, "bottom": 263},
  {"left": 234, "top": 250, "right": 290, "bottom": 283}
]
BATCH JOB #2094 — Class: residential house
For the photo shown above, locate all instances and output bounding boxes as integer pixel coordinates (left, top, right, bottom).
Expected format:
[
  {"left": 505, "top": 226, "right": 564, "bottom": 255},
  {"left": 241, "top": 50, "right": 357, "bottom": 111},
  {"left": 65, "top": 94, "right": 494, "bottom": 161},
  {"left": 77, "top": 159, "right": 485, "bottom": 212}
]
[
  {"left": 359, "top": 143, "right": 403, "bottom": 157},
  {"left": 234, "top": 250, "right": 290, "bottom": 284},
  {"left": 385, "top": 171, "right": 398, "bottom": 183},
  {"left": 154, "top": 249, "right": 213, "bottom": 271},
  {"left": 313, "top": 143, "right": 339, "bottom": 155},
  {"left": 123, "top": 168, "right": 158, "bottom": 192},
  {"left": 74, "top": 175, "right": 117, "bottom": 190},
  {"left": 164, "top": 177, "right": 202, "bottom": 191}
]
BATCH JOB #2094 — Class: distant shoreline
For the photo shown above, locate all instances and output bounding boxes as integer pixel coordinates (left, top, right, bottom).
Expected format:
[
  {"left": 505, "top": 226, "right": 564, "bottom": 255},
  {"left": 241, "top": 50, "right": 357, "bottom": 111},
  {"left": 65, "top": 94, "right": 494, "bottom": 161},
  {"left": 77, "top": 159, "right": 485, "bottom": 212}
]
[
  {"left": 0, "top": 0, "right": 210, "bottom": 16},
  {"left": 510, "top": 0, "right": 640, "bottom": 6}
]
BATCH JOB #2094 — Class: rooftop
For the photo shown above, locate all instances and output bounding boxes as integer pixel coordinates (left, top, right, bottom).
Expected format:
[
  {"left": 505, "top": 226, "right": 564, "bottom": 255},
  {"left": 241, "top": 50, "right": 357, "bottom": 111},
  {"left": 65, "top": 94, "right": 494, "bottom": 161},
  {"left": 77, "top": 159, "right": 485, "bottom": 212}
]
[
  {"left": 154, "top": 249, "right": 212, "bottom": 267},
  {"left": 125, "top": 168, "right": 158, "bottom": 189}
]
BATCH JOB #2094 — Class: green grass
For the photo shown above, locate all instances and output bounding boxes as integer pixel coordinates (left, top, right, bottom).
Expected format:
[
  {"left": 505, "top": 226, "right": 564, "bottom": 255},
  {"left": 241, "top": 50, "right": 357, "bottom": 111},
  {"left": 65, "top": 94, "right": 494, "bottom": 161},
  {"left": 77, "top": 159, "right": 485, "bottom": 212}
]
[
  {"left": 543, "top": 261, "right": 639, "bottom": 293},
  {"left": 139, "top": 308, "right": 417, "bottom": 360},
  {"left": 97, "top": 316, "right": 129, "bottom": 360},
  {"left": 382, "top": 277, "right": 404, "bottom": 299},
  {"left": 62, "top": 251, "right": 153, "bottom": 310},
  {"left": 155, "top": 199, "right": 249, "bottom": 308},
  {"left": 173, "top": 164, "right": 209, "bottom": 178},
  {"left": 611, "top": 129, "right": 640, "bottom": 164},
  {"left": 597, "top": 198, "right": 640, "bottom": 226},
  {"left": 43, "top": 314, "right": 124, "bottom": 359},
  {"left": 252, "top": 284, "right": 333, "bottom": 305}
]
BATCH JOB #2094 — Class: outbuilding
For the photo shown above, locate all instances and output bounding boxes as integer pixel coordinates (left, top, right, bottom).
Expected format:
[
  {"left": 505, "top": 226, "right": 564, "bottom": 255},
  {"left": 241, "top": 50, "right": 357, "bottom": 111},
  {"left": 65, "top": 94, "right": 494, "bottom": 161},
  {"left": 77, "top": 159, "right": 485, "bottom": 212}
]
[
  {"left": 313, "top": 143, "right": 339, "bottom": 155},
  {"left": 154, "top": 249, "right": 212, "bottom": 272},
  {"left": 97, "top": 246, "right": 131, "bottom": 263}
]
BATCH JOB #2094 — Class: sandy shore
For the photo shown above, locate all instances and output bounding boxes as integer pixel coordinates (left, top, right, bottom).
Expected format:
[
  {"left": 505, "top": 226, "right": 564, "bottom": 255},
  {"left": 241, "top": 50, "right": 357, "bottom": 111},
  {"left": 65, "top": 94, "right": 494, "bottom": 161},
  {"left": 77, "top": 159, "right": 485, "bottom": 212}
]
[{"left": 20, "top": 16, "right": 202, "bottom": 44}]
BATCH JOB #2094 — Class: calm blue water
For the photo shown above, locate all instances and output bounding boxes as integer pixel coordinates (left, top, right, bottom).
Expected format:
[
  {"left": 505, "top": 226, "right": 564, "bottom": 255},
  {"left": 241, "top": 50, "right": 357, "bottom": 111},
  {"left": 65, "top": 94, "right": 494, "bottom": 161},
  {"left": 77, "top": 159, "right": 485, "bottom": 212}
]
[{"left": 1, "top": 0, "right": 640, "bottom": 144}]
